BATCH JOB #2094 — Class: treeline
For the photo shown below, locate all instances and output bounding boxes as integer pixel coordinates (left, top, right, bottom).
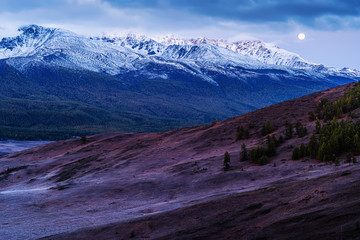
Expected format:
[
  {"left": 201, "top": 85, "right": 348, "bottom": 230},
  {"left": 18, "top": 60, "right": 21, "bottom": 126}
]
[
  {"left": 237, "top": 119, "right": 307, "bottom": 141},
  {"left": 293, "top": 83, "right": 360, "bottom": 162},
  {"left": 231, "top": 83, "right": 360, "bottom": 170},
  {"left": 309, "top": 82, "right": 360, "bottom": 121},
  {"left": 293, "top": 119, "right": 360, "bottom": 162},
  {"left": 245, "top": 135, "right": 284, "bottom": 165},
  {"left": 236, "top": 126, "right": 249, "bottom": 140}
]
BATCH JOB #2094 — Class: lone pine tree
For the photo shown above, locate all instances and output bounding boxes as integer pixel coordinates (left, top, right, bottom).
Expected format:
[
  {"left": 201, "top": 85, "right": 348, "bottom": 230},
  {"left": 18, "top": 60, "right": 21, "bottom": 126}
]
[{"left": 224, "top": 151, "right": 231, "bottom": 171}]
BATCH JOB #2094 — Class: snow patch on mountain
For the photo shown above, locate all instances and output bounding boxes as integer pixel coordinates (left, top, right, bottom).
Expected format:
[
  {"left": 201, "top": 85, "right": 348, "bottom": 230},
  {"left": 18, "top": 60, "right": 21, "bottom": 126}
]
[{"left": 157, "top": 36, "right": 320, "bottom": 69}]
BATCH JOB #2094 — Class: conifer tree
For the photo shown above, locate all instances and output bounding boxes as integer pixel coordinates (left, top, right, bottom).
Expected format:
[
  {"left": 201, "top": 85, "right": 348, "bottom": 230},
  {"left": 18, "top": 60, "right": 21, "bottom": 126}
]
[
  {"left": 224, "top": 151, "right": 231, "bottom": 171},
  {"left": 308, "top": 111, "right": 315, "bottom": 121},
  {"left": 278, "top": 135, "right": 284, "bottom": 144},
  {"left": 285, "top": 120, "right": 293, "bottom": 139},
  {"left": 266, "top": 138, "right": 277, "bottom": 157},
  {"left": 236, "top": 126, "right": 244, "bottom": 140},
  {"left": 317, "top": 142, "right": 327, "bottom": 162},
  {"left": 295, "top": 120, "right": 307, "bottom": 138},
  {"left": 261, "top": 120, "right": 274, "bottom": 136},
  {"left": 308, "top": 133, "right": 318, "bottom": 158},
  {"left": 315, "top": 118, "right": 321, "bottom": 134},
  {"left": 240, "top": 144, "right": 248, "bottom": 161},
  {"left": 300, "top": 143, "right": 307, "bottom": 158},
  {"left": 292, "top": 146, "right": 300, "bottom": 160},
  {"left": 271, "top": 135, "right": 279, "bottom": 147},
  {"left": 258, "top": 155, "right": 268, "bottom": 165},
  {"left": 354, "top": 134, "right": 360, "bottom": 154}
]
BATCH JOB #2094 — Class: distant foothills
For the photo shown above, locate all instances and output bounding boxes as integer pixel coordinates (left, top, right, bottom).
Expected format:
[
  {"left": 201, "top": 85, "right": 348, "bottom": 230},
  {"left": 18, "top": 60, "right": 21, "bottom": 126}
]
[{"left": 0, "top": 25, "right": 359, "bottom": 140}]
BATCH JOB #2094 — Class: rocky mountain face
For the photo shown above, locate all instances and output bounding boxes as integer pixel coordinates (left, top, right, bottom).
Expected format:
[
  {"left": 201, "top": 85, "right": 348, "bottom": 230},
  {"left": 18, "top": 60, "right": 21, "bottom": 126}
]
[{"left": 0, "top": 25, "right": 359, "bottom": 139}]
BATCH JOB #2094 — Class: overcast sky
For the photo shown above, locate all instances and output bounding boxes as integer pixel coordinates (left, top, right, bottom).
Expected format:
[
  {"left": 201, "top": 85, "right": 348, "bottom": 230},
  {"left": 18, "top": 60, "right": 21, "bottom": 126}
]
[{"left": 1, "top": 0, "right": 360, "bottom": 69}]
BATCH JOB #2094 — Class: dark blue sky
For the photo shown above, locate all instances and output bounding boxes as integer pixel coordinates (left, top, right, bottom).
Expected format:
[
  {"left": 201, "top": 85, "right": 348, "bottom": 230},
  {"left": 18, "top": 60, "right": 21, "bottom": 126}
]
[
  {"left": 1, "top": 0, "right": 360, "bottom": 69},
  {"left": 108, "top": 0, "right": 360, "bottom": 28}
]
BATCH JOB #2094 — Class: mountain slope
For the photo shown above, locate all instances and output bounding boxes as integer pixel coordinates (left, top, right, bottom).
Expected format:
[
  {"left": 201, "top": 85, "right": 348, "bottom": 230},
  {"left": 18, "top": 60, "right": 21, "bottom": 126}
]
[
  {"left": 0, "top": 25, "right": 359, "bottom": 139},
  {"left": 1, "top": 83, "right": 360, "bottom": 239}
]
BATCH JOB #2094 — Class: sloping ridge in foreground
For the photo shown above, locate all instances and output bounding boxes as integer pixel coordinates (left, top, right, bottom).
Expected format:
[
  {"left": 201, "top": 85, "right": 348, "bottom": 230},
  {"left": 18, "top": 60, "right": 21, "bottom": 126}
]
[{"left": 1, "top": 83, "right": 360, "bottom": 240}]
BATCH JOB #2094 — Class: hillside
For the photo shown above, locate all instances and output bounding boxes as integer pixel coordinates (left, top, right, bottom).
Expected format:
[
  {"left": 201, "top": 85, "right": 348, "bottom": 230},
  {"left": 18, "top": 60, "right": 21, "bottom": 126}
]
[
  {"left": 0, "top": 25, "right": 359, "bottom": 139},
  {"left": 1, "top": 83, "right": 360, "bottom": 239}
]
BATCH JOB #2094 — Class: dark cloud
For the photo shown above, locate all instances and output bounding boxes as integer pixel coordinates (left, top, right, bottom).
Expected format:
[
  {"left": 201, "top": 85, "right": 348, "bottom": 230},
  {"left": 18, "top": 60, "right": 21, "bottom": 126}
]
[
  {"left": 2, "top": 0, "right": 359, "bottom": 30},
  {"left": 107, "top": 0, "right": 360, "bottom": 29}
]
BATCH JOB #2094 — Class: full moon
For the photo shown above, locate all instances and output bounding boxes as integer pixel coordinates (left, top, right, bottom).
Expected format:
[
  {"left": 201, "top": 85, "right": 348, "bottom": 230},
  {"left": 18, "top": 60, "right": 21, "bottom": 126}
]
[{"left": 298, "top": 33, "right": 306, "bottom": 40}]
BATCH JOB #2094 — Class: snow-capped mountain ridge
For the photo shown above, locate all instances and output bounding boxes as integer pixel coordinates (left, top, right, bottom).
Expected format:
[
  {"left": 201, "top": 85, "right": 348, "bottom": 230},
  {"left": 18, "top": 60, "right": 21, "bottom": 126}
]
[
  {"left": 97, "top": 33, "right": 360, "bottom": 77},
  {"left": 97, "top": 33, "right": 346, "bottom": 71},
  {"left": 0, "top": 24, "right": 359, "bottom": 81}
]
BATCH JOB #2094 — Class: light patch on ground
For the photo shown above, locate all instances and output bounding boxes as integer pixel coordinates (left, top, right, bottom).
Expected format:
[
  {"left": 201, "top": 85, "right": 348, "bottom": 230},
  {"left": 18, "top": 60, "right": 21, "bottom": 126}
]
[{"left": 0, "top": 187, "right": 49, "bottom": 195}]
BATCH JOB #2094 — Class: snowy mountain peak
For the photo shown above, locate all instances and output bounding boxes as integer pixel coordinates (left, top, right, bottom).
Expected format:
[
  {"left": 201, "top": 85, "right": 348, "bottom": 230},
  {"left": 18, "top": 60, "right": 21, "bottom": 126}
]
[
  {"left": 0, "top": 25, "right": 70, "bottom": 59},
  {"left": 18, "top": 24, "right": 52, "bottom": 37}
]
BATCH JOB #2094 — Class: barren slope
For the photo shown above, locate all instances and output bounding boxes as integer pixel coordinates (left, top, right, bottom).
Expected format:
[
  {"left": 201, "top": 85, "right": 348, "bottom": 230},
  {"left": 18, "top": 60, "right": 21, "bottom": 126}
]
[{"left": 0, "top": 83, "right": 359, "bottom": 240}]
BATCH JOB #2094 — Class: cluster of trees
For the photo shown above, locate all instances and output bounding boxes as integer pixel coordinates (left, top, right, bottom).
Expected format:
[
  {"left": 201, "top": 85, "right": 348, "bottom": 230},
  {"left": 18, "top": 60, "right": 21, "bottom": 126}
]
[
  {"left": 310, "top": 82, "right": 360, "bottom": 121},
  {"left": 292, "top": 143, "right": 307, "bottom": 160},
  {"left": 241, "top": 135, "right": 284, "bottom": 165},
  {"left": 261, "top": 120, "right": 274, "bottom": 136},
  {"left": 292, "top": 83, "right": 360, "bottom": 163},
  {"left": 230, "top": 84, "right": 360, "bottom": 171},
  {"left": 295, "top": 120, "right": 308, "bottom": 138},
  {"left": 231, "top": 116, "right": 309, "bottom": 169},
  {"left": 293, "top": 119, "right": 360, "bottom": 162},
  {"left": 238, "top": 119, "right": 302, "bottom": 140},
  {"left": 249, "top": 146, "right": 268, "bottom": 165},
  {"left": 236, "top": 126, "right": 250, "bottom": 140},
  {"left": 233, "top": 119, "right": 301, "bottom": 168},
  {"left": 283, "top": 119, "right": 307, "bottom": 139}
]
